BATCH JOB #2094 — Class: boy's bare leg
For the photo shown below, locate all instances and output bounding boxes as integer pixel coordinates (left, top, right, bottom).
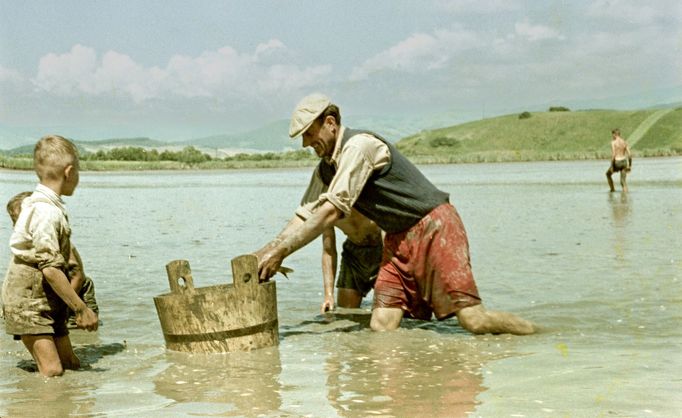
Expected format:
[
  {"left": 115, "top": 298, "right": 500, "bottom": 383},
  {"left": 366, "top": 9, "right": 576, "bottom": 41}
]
[
  {"left": 370, "top": 307, "right": 403, "bottom": 331},
  {"left": 620, "top": 171, "right": 628, "bottom": 192},
  {"left": 54, "top": 335, "right": 80, "bottom": 370},
  {"left": 456, "top": 305, "right": 535, "bottom": 335},
  {"left": 337, "top": 288, "right": 363, "bottom": 308},
  {"left": 606, "top": 169, "right": 616, "bottom": 192},
  {"left": 21, "top": 335, "right": 64, "bottom": 377}
]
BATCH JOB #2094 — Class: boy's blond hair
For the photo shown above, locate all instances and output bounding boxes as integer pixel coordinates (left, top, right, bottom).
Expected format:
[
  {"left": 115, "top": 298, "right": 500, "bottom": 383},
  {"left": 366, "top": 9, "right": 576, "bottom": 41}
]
[
  {"left": 6, "top": 191, "right": 33, "bottom": 225},
  {"left": 34, "top": 135, "right": 79, "bottom": 181}
]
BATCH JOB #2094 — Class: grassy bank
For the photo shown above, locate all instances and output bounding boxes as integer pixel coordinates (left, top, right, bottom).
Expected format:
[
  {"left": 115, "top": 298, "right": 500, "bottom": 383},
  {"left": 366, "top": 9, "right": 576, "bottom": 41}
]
[
  {"left": 396, "top": 108, "right": 682, "bottom": 162},
  {"left": 3, "top": 149, "right": 678, "bottom": 172},
  {"left": 0, "top": 154, "right": 319, "bottom": 171}
]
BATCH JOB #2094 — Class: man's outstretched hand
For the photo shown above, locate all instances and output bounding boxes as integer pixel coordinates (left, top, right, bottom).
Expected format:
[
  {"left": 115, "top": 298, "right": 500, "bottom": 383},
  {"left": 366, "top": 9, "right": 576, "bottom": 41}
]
[{"left": 257, "top": 249, "right": 284, "bottom": 282}]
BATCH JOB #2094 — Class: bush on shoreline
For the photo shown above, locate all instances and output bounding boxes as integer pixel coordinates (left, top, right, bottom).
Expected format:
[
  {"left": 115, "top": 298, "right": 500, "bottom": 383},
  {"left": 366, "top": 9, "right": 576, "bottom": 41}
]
[{"left": 2, "top": 148, "right": 679, "bottom": 172}]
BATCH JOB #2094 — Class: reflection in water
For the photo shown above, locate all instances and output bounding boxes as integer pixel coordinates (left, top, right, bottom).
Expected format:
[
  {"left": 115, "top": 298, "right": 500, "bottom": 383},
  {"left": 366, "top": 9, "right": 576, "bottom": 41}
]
[
  {"left": 323, "top": 331, "right": 486, "bottom": 418},
  {"left": 282, "top": 311, "right": 488, "bottom": 418},
  {"left": 16, "top": 340, "right": 126, "bottom": 373},
  {"left": 608, "top": 192, "right": 632, "bottom": 262},
  {"left": 280, "top": 309, "right": 371, "bottom": 338},
  {"left": 6, "top": 340, "right": 126, "bottom": 418},
  {"left": 5, "top": 376, "right": 96, "bottom": 418},
  {"left": 153, "top": 346, "right": 282, "bottom": 414},
  {"left": 608, "top": 192, "right": 631, "bottom": 227}
]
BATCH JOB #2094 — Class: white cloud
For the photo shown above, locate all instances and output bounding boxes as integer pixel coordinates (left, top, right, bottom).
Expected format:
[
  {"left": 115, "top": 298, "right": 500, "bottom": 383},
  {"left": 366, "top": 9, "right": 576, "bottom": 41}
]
[
  {"left": 254, "top": 39, "right": 287, "bottom": 61},
  {"left": 34, "top": 44, "right": 98, "bottom": 95},
  {"left": 587, "top": 0, "right": 682, "bottom": 25},
  {"left": 514, "top": 19, "right": 563, "bottom": 42},
  {"left": 30, "top": 42, "right": 331, "bottom": 103},
  {"left": 258, "top": 64, "right": 333, "bottom": 92},
  {"left": 0, "top": 65, "right": 25, "bottom": 84},
  {"left": 434, "top": 0, "right": 520, "bottom": 14},
  {"left": 350, "top": 27, "right": 480, "bottom": 80}
]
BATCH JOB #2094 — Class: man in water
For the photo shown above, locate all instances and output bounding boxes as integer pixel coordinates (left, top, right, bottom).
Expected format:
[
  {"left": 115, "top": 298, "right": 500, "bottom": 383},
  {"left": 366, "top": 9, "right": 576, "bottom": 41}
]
[
  {"left": 606, "top": 128, "right": 632, "bottom": 192},
  {"left": 260, "top": 172, "right": 382, "bottom": 313},
  {"left": 255, "top": 93, "right": 535, "bottom": 335}
]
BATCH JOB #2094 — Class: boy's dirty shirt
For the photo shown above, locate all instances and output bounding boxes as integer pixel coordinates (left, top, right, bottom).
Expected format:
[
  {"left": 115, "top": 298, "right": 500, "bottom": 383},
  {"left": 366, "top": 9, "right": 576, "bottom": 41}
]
[{"left": 2, "top": 184, "right": 72, "bottom": 335}]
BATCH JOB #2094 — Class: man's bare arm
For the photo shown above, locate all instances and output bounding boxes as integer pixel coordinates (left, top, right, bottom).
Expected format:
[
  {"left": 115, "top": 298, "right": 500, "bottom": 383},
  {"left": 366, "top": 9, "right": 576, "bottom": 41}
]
[
  {"left": 254, "top": 215, "right": 304, "bottom": 260},
  {"left": 258, "top": 201, "right": 342, "bottom": 281}
]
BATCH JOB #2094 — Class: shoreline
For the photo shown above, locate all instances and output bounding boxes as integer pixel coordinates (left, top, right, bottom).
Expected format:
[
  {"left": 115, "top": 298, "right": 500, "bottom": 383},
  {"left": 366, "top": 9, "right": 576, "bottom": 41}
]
[{"left": 1, "top": 152, "right": 679, "bottom": 172}]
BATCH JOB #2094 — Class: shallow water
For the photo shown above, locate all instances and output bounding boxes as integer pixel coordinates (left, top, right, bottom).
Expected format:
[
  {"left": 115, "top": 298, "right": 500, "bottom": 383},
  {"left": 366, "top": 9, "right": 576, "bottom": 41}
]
[{"left": 1, "top": 157, "right": 680, "bottom": 417}]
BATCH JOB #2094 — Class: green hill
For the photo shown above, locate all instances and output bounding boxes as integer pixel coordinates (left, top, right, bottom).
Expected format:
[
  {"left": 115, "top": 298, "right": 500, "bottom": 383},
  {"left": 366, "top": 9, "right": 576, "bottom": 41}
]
[{"left": 396, "top": 108, "right": 682, "bottom": 163}]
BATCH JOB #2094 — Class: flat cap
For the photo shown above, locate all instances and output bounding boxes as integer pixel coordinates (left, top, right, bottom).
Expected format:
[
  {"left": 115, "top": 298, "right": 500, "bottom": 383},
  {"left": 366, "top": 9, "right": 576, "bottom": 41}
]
[{"left": 289, "top": 93, "right": 332, "bottom": 138}]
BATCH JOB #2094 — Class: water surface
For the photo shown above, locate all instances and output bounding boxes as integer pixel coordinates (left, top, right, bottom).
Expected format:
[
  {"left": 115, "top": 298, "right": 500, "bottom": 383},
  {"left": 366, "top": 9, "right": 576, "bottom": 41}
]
[{"left": 1, "top": 158, "right": 680, "bottom": 417}]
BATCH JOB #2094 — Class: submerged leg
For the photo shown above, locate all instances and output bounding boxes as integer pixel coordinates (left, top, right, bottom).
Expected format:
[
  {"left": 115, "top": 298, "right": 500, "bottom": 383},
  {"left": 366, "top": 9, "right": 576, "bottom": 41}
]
[
  {"left": 606, "top": 168, "right": 615, "bottom": 192},
  {"left": 456, "top": 305, "right": 535, "bottom": 335},
  {"left": 337, "top": 288, "right": 363, "bottom": 308},
  {"left": 21, "top": 335, "right": 64, "bottom": 377},
  {"left": 370, "top": 307, "right": 404, "bottom": 331},
  {"left": 54, "top": 335, "right": 81, "bottom": 370},
  {"left": 620, "top": 171, "right": 628, "bottom": 192}
]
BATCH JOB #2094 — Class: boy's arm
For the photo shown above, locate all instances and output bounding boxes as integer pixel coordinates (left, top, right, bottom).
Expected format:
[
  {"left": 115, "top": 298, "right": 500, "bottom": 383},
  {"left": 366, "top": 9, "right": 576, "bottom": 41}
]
[
  {"left": 42, "top": 267, "right": 98, "bottom": 331},
  {"left": 68, "top": 245, "right": 85, "bottom": 294},
  {"left": 320, "top": 227, "right": 337, "bottom": 313}
]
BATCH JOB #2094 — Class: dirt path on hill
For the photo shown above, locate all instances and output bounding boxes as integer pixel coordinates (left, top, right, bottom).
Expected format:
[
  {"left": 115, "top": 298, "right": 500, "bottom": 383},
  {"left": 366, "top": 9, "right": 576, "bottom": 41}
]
[{"left": 628, "top": 108, "right": 674, "bottom": 147}]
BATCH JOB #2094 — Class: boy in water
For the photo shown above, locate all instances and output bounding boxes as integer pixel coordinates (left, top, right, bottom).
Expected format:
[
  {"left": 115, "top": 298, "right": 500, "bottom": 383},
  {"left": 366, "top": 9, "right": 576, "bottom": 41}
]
[
  {"left": 606, "top": 128, "right": 632, "bottom": 192},
  {"left": 2, "top": 135, "right": 98, "bottom": 377},
  {"left": 6, "top": 191, "right": 100, "bottom": 328},
  {"left": 295, "top": 173, "right": 383, "bottom": 313}
]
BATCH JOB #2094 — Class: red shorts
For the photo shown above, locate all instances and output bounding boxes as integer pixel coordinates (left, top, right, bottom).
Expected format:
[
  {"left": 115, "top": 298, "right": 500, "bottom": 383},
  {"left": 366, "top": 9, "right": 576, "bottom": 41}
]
[{"left": 373, "top": 203, "right": 481, "bottom": 320}]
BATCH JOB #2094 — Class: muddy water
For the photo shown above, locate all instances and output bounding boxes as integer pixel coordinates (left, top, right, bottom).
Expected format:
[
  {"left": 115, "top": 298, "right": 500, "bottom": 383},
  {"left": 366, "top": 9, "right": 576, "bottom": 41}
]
[{"left": 1, "top": 157, "right": 680, "bottom": 417}]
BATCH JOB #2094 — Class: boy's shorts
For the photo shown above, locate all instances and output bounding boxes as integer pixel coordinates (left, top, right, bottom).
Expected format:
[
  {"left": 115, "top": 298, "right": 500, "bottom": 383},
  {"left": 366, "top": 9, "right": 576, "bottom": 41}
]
[
  {"left": 373, "top": 203, "right": 481, "bottom": 320},
  {"left": 610, "top": 158, "right": 628, "bottom": 172},
  {"left": 2, "top": 258, "right": 69, "bottom": 339},
  {"left": 336, "top": 239, "right": 382, "bottom": 296}
]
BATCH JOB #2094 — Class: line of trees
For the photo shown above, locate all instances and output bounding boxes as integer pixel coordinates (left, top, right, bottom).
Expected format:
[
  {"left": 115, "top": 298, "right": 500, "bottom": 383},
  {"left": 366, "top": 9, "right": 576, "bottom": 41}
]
[
  {"left": 82, "top": 146, "right": 212, "bottom": 164},
  {"left": 81, "top": 146, "right": 316, "bottom": 164}
]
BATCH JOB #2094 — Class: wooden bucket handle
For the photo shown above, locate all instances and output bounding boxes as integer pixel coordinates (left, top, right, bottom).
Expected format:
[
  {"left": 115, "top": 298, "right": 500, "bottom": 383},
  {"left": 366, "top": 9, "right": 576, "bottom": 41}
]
[
  {"left": 230, "top": 254, "right": 258, "bottom": 290},
  {"left": 165, "top": 260, "right": 195, "bottom": 294}
]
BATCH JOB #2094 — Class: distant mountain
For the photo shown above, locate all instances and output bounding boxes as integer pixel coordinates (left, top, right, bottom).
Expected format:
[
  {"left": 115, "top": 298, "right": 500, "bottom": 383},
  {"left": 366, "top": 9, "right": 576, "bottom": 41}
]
[
  {"left": 181, "top": 120, "right": 291, "bottom": 152},
  {"left": 76, "top": 137, "right": 168, "bottom": 151},
  {"left": 180, "top": 112, "right": 472, "bottom": 152}
]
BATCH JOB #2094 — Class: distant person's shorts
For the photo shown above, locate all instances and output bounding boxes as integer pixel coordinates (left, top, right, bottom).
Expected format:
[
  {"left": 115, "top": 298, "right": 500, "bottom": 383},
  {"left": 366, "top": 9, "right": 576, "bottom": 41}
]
[
  {"left": 2, "top": 258, "right": 69, "bottom": 339},
  {"left": 336, "top": 239, "right": 382, "bottom": 296},
  {"left": 373, "top": 203, "right": 481, "bottom": 320},
  {"left": 610, "top": 159, "right": 628, "bottom": 172}
]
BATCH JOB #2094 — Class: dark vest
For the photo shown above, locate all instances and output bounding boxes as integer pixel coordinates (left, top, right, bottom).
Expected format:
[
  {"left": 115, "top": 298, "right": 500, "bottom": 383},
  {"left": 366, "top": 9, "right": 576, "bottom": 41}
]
[{"left": 318, "top": 128, "right": 449, "bottom": 233}]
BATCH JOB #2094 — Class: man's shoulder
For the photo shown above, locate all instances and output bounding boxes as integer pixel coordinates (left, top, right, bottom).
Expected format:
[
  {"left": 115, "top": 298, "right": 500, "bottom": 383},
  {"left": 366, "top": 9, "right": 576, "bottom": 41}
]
[{"left": 345, "top": 132, "right": 387, "bottom": 152}]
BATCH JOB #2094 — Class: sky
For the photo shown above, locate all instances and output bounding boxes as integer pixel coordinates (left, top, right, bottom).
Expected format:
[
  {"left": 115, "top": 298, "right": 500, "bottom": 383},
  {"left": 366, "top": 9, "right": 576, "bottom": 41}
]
[{"left": 1, "top": 0, "right": 681, "bottom": 143}]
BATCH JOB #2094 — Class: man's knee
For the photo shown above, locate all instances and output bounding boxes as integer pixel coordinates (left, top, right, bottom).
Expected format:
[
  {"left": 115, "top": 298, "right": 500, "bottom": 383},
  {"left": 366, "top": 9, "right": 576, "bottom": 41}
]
[
  {"left": 370, "top": 308, "right": 403, "bottom": 331},
  {"left": 456, "top": 305, "right": 488, "bottom": 334}
]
